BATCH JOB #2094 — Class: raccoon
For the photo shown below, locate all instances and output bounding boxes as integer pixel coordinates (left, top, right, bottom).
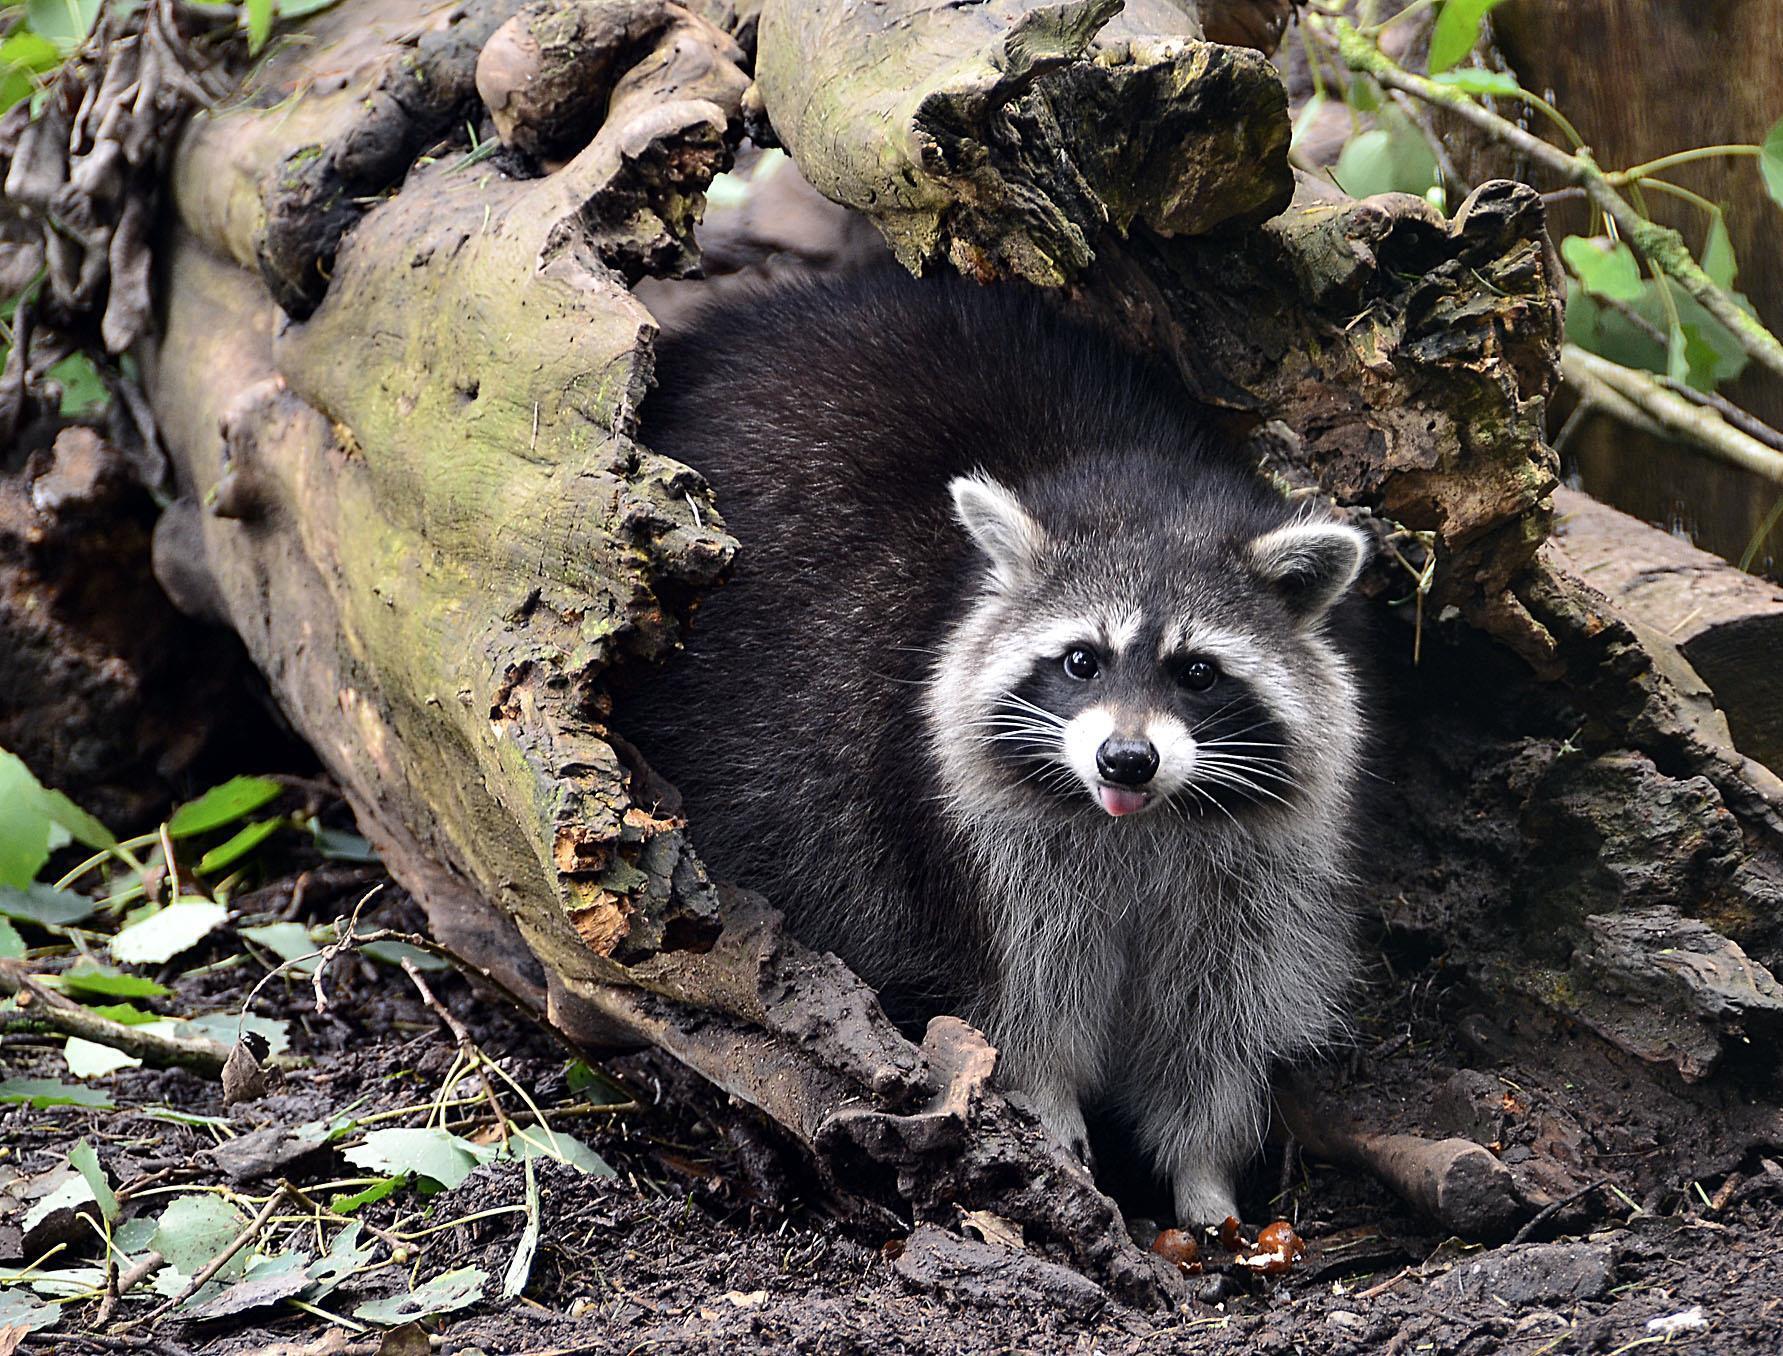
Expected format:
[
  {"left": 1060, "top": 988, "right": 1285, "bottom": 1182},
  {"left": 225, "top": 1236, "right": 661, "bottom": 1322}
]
[{"left": 621, "top": 269, "right": 1370, "bottom": 1225}]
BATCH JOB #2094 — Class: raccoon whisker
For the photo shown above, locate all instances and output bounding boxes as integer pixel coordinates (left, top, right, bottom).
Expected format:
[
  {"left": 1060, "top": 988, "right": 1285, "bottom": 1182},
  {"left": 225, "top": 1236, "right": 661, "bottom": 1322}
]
[
  {"left": 1171, "top": 781, "right": 1242, "bottom": 829},
  {"left": 1193, "top": 715, "right": 1278, "bottom": 743},
  {"left": 1197, "top": 738, "right": 1290, "bottom": 751},
  {"left": 1191, "top": 768, "right": 1296, "bottom": 808},
  {"left": 1197, "top": 755, "right": 1295, "bottom": 782},
  {"left": 999, "top": 692, "right": 1068, "bottom": 722},
  {"left": 975, "top": 713, "right": 1065, "bottom": 732}
]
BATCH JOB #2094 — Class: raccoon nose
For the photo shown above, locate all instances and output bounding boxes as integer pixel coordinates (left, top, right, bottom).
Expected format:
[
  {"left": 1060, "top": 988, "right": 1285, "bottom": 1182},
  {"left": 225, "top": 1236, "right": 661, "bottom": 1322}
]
[{"left": 1096, "top": 738, "right": 1158, "bottom": 787}]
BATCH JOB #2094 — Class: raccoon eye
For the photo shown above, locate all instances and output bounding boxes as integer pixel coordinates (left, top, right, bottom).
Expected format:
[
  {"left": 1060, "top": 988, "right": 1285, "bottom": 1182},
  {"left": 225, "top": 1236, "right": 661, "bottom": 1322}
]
[
  {"left": 1062, "top": 648, "right": 1100, "bottom": 681},
  {"left": 1180, "top": 658, "right": 1219, "bottom": 692}
]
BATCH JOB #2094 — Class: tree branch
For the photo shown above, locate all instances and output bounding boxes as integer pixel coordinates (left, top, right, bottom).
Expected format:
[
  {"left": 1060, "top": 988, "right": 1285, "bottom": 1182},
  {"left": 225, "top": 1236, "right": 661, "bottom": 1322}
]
[
  {"left": 1560, "top": 344, "right": 1783, "bottom": 488},
  {"left": 0, "top": 962, "right": 231, "bottom": 1074},
  {"left": 1319, "top": 17, "right": 1783, "bottom": 384}
]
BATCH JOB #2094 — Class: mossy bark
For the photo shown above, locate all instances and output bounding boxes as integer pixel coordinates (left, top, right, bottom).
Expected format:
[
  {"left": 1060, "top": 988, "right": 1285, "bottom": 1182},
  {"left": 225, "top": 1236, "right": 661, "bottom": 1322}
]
[{"left": 134, "top": 0, "right": 1783, "bottom": 1298}]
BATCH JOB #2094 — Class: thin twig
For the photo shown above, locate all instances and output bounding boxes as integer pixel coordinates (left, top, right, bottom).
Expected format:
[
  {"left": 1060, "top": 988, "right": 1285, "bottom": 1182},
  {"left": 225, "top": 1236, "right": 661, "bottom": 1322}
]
[
  {"left": 1561, "top": 344, "right": 1783, "bottom": 487},
  {"left": 1654, "top": 377, "right": 1783, "bottom": 453},
  {"left": 1510, "top": 1179, "right": 1611, "bottom": 1245},
  {"left": 118, "top": 1187, "right": 288, "bottom": 1330},
  {"left": 95, "top": 1251, "right": 166, "bottom": 1325},
  {"left": 278, "top": 1179, "right": 408, "bottom": 1253},
  {"left": 402, "top": 958, "right": 512, "bottom": 1145},
  {"left": 1318, "top": 17, "right": 1783, "bottom": 383},
  {"left": 0, "top": 962, "right": 230, "bottom": 1074},
  {"left": 310, "top": 885, "right": 383, "bottom": 1013}
]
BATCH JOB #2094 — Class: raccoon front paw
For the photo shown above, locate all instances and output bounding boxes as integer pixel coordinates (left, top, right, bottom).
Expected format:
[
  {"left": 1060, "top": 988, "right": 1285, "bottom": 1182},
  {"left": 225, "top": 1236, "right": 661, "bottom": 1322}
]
[
  {"left": 1173, "top": 1171, "right": 1240, "bottom": 1231},
  {"left": 1007, "top": 1090, "right": 1094, "bottom": 1171}
]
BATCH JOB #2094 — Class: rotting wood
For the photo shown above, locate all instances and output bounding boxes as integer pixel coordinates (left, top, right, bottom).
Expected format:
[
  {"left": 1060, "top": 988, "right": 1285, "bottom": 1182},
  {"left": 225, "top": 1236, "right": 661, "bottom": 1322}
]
[
  {"left": 1549, "top": 485, "right": 1783, "bottom": 776},
  {"left": 50, "top": 0, "right": 1783, "bottom": 1295},
  {"left": 139, "top": 0, "right": 1182, "bottom": 1305}
]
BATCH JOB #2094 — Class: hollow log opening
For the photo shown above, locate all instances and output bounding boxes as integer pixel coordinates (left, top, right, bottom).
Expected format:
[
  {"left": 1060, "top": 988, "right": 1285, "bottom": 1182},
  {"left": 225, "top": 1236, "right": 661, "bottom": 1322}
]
[{"left": 8, "top": 0, "right": 1780, "bottom": 1318}]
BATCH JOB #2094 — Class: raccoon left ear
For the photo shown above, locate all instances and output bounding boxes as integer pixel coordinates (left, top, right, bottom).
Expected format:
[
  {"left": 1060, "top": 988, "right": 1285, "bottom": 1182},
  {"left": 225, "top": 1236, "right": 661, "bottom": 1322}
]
[
  {"left": 950, "top": 473, "right": 1047, "bottom": 584},
  {"left": 1247, "top": 521, "right": 1369, "bottom": 622}
]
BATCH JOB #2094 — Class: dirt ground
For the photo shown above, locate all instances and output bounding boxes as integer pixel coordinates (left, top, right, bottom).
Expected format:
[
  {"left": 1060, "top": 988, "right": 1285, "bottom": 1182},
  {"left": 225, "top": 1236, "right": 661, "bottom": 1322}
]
[
  {"left": 9, "top": 909, "right": 1780, "bottom": 1356},
  {"left": 7, "top": 653, "right": 1781, "bottom": 1355}
]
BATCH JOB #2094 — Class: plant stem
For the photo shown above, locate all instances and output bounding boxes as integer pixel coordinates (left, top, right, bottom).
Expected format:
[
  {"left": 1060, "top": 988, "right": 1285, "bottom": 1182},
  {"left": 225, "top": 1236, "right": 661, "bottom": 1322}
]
[
  {"left": 1322, "top": 17, "right": 1783, "bottom": 384},
  {"left": 1561, "top": 344, "right": 1783, "bottom": 488},
  {"left": 1614, "top": 144, "right": 1761, "bottom": 185}
]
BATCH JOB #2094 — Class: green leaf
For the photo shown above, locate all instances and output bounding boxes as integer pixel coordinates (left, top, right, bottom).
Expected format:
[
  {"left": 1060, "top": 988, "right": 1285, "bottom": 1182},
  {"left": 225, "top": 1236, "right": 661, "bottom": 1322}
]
[
  {"left": 0, "top": 30, "right": 61, "bottom": 115},
  {"left": 0, "top": 753, "right": 55, "bottom": 888},
  {"left": 329, "top": 1175, "right": 406, "bottom": 1214},
  {"left": 0, "top": 1287, "right": 60, "bottom": 1332},
  {"left": 1345, "top": 74, "right": 1380, "bottom": 113},
  {"left": 312, "top": 825, "right": 379, "bottom": 863},
  {"left": 0, "top": 917, "right": 24, "bottom": 957},
  {"left": 152, "top": 1195, "right": 250, "bottom": 1280},
  {"left": 241, "top": 921, "right": 321, "bottom": 974},
  {"left": 195, "top": 818, "right": 284, "bottom": 875},
  {"left": 501, "top": 1125, "right": 615, "bottom": 1177},
  {"left": 175, "top": 1011, "right": 291, "bottom": 1056},
  {"left": 1289, "top": 90, "right": 1326, "bottom": 156},
  {"left": 1427, "top": 0, "right": 1510, "bottom": 75},
  {"left": 1763, "top": 117, "right": 1783, "bottom": 211},
  {"left": 46, "top": 352, "right": 108, "bottom": 417},
  {"left": 343, "top": 1128, "right": 492, "bottom": 1190},
  {"left": 1332, "top": 118, "right": 1439, "bottom": 200},
  {"left": 65, "top": 1036, "right": 142, "bottom": 1078},
  {"left": 1429, "top": 67, "right": 1520, "bottom": 98},
  {"left": 565, "top": 1059, "right": 631, "bottom": 1104},
  {"left": 87, "top": 1000, "right": 161, "bottom": 1024},
  {"left": 0, "top": 883, "right": 97, "bottom": 928},
  {"left": 1561, "top": 235, "right": 1646, "bottom": 302},
  {"left": 178, "top": 1250, "right": 312, "bottom": 1319},
  {"left": 353, "top": 1267, "right": 488, "bottom": 1326},
  {"left": 110, "top": 899, "right": 229, "bottom": 964},
  {"left": 245, "top": 0, "right": 273, "bottom": 52},
  {"left": 55, "top": 963, "right": 170, "bottom": 999},
  {"left": 0, "top": 749, "right": 112, "bottom": 889},
  {"left": 1703, "top": 213, "right": 1738, "bottom": 290},
  {"left": 305, "top": 1223, "right": 374, "bottom": 1299},
  {"left": 0, "top": 1075, "right": 112, "bottom": 1108},
  {"left": 69, "top": 1139, "right": 119, "bottom": 1222},
  {"left": 361, "top": 939, "right": 448, "bottom": 972},
  {"left": 24, "top": 0, "right": 103, "bottom": 54},
  {"left": 168, "top": 775, "right": 283, "bottom": 838}
]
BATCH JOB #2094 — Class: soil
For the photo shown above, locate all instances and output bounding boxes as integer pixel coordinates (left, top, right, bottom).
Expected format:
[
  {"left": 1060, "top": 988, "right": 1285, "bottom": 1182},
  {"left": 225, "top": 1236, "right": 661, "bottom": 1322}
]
[{"left": 6, "top": 689, "right": 1781, "bottom": 1355}]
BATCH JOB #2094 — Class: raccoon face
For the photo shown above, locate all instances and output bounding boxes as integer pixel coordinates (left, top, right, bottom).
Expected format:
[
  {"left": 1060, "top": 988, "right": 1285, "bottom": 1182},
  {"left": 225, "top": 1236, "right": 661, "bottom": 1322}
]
[{"left": 927, "top": 470, "right": 1368, "bottom": 826}]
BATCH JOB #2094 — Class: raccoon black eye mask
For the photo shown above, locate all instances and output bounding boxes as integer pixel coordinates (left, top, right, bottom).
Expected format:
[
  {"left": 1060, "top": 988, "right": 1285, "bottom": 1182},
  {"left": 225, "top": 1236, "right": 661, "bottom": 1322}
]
[{"left": 621, "top": 267, "right": 1370, "bottom": 1226}]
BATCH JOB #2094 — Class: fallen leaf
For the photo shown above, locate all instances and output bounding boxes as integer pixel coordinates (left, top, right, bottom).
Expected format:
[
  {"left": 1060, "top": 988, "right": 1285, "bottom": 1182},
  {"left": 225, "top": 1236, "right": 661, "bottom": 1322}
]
[
  {"left": 959, "top": 1209, "right": 1024, "bottom": 1251},
  {"left": 353, "top": 1267, "right": 487, "bottom": 1325},
  {"left": 343, "top": 1128, "right": 491, "bottom": 1190},
  {"left": 110, "top": 900, "right": 228, "bottom": 965},
  {"left": 65, "top": 1037, "right": 141, "bottom": 1079},
  {"left": 178, "top": 1252, "right": 312, "bottom": 1319},
  {"left": 151, "top": 1195, "right": 250, "bottom": 1280},
  {"left": 0, "top": 1077, "right": 111, "bottom": 1110},
  {"left": 221, "top": 1039, "right": 269, "bottom": 1106}
]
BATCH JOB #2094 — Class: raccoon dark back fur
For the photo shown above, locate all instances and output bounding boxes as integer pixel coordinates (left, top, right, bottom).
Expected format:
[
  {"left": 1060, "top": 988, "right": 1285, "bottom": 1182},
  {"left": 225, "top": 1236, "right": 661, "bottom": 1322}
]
[
  {"left": 620, "top": 268, "right": 1371, "bottom": 1224},
  {"left": 629, "top": 271, "right": 1277, "bottom": 1002}
]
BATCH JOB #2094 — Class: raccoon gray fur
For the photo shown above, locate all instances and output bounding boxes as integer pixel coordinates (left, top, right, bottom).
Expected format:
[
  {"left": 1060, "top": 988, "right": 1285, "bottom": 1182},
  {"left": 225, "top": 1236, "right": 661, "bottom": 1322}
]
[{"left": 620, "top": 269, "right": 1370, "bottom": 1225}]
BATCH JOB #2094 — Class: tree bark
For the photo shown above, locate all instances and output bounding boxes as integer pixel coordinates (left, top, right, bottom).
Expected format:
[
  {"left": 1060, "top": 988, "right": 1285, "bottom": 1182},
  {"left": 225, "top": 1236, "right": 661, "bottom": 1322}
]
[{"left": 109, "top": 0, "right": 1783, "bottom": 1299}]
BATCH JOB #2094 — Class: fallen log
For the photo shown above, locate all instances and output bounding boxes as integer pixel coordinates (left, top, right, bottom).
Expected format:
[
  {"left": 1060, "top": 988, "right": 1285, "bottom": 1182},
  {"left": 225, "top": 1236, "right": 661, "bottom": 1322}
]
[
  {"left": 3, "top": 0, "right": 1778, "bottom": 1301},
  {"left": 1550, "top": 485, "right": 1783, "bottom": 776}
]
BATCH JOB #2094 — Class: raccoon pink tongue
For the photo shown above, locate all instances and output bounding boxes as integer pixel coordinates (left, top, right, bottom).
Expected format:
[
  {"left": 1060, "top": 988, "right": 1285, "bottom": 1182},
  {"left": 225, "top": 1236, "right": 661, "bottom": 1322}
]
[{"left": 1096, "top": 785, "right": 1151, "bottom": 817}]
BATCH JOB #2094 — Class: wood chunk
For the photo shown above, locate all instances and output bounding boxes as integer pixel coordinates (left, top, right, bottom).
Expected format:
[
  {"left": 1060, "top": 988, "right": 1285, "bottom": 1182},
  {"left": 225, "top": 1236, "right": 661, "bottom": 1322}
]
[{"left": 1551, "top": 485, "right": 1783, "bottom": 774}]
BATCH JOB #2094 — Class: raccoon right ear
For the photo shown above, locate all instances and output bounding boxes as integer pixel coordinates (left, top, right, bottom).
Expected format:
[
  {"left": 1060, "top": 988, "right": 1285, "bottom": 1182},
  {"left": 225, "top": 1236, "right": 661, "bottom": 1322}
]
[
  {"left": 950, "top": 473, "right": 1047, "bottom": 583},
  {"left": 1248, "top": 521, "right": 1369, "bottom": 622}
]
